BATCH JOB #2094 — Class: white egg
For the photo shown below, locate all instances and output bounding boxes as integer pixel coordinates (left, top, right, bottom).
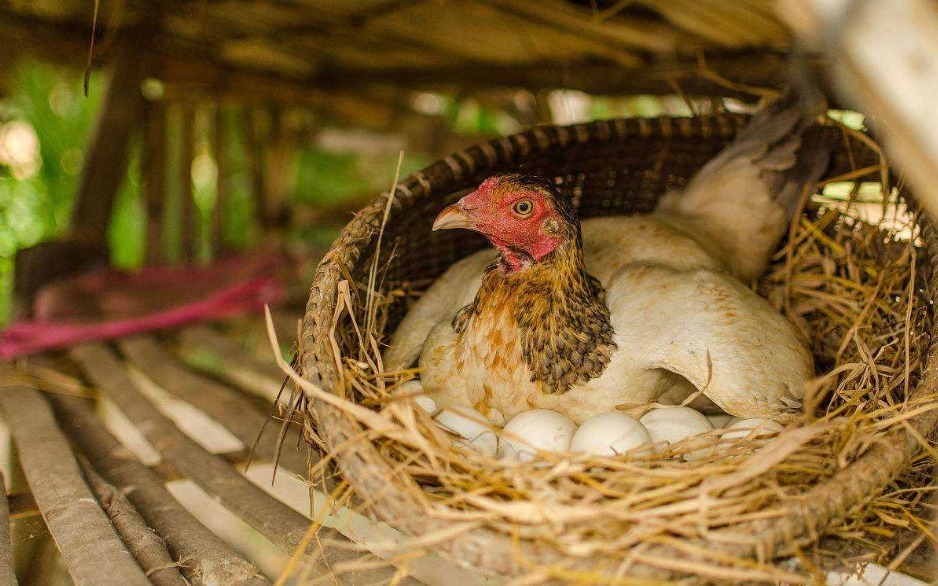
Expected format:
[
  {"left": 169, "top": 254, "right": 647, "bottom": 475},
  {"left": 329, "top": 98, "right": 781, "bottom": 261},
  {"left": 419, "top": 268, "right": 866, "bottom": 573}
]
[
  {"left": 394, "top": 380, "right": 436, "bottom": 413},
  {"left": 721, "top": 418, "right": 784, "bottom": 441},
  {"left": 639, "top": 406, "right": 714, "bottom": 460},
  {"left": 434, "top": 406, "right": 498, "bottom": 456},
  {"left": 570, "top": 411, "right": 652, "bottom": 457},
  {"left": 498, "top": 409, "right": 577, "bottom": 462},
  {"left": 706, "top": 413, "right": 735, "bottom": 429}
]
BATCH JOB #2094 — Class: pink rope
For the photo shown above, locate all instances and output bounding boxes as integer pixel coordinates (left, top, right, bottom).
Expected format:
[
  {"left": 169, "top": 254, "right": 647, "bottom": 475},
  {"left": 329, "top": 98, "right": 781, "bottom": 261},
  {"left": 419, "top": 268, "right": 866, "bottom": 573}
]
[{"left": 0, "top": 276, "right": 284, "bottom": 359}]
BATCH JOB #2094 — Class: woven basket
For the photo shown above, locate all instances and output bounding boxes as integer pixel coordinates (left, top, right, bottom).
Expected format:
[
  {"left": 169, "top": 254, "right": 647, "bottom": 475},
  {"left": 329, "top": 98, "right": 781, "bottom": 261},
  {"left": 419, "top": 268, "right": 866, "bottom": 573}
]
[{"left": 299, "top": 114, "right": 938, "bottom": 579}]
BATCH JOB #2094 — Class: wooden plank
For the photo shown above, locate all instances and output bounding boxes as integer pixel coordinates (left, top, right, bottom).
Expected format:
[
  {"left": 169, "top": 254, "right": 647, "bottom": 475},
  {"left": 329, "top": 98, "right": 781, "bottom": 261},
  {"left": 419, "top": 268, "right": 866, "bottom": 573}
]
[
  {"left": 0, "top": 387, "right": 149, "bottom": 586},
  {"left": 0, "top": 473, "right": 15, "bottom": 586},
  {"left": 48, "top": 393, "right": 269, "bottom": 586},
  {"left": 68, "top": 343, "right": 413, "bottom": 585},
  {"left": 116, "top": 335, "right": 310, "bottom": 475},
  {"left": 70, "top": 23, "right": 157, "bottom": 245},
  {"left": 79, "top": 462, "right": 189, "bottom": 586}
]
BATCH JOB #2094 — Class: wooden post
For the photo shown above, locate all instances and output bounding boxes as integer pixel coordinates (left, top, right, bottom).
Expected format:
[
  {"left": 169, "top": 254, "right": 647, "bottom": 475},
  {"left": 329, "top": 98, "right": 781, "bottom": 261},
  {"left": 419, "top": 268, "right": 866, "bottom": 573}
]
[
  {"left": 264, "top": 106, "right": 295, "bottom": 231},
  {"left": 143, "top": 101, "right": 166, "bottom": 265},
  {"left": 178, "top": 104, "right": 197, "bottom": 260},
  {"left": 212, "top": 104, "right": 227, "bottom": 255},
  {"left": 70, "top": 24, "right": 157, "bottom": 245},
  {"left": 13, "top": 22, "right": 159, "bottom": 310},
  {"left": 241, "top": 108, "right": 268, "bottom": 233}
]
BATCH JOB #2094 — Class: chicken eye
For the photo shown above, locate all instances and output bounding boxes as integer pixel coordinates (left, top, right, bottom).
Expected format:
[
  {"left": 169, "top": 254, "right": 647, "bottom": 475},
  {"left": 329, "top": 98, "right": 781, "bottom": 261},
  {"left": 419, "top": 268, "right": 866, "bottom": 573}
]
[{"left": 512, "top": 199, "right": 534, "bottom": 217}]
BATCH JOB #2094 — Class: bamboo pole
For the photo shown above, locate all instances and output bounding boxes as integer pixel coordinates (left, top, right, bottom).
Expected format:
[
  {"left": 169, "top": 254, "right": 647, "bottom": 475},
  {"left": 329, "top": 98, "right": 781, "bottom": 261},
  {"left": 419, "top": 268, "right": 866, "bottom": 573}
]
[
  {"left": 49, "top": 393, "right": 268, "bottom": 586},
  {"left": 70, "top": 24, "right": 157, "bottom": 246},
  {"left": 144, "top": 101, "right": 167, "bottom": 265},
  {"left": 79, "top": 462, "right": 190, "bottom": 586},
  {"left": 0, "top": 387, "right": 149, "bottom": 586},
  {"left": 179, "top": 104, "right": 197, "bottom": 261}
]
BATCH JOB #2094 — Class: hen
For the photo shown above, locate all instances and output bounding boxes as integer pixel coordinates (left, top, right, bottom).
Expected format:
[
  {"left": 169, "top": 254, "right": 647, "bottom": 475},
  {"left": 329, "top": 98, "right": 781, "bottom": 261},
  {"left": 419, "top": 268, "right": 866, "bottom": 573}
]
[{"left": 384, "top": 96, "right": 829, "bottom": 424}]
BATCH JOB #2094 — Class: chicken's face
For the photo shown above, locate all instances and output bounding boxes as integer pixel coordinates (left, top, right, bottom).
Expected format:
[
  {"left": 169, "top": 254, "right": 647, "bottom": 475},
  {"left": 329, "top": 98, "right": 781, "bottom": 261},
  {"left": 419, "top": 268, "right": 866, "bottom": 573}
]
[{"left": 433, "top": 174, "right": 576, "bottom": 272}]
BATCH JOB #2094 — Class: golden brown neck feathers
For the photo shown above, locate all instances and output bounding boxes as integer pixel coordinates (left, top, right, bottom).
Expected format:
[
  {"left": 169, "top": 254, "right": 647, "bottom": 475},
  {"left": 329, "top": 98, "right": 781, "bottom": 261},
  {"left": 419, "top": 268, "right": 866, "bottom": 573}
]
[{"left": 453, "top": 239, "right": 616, "bottom": 394}]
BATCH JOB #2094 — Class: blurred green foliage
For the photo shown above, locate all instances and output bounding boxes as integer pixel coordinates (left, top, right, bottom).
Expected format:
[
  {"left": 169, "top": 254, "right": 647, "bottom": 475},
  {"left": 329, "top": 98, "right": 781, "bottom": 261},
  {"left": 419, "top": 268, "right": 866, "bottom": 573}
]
[
  {"left": 0, "top": 61, "right": 103, "bottom": 322},
  {"left": 0, "top": 62, "right": 722, "bottom": 326},
  {"left": 293, "top": 150, "right": 430, "bottom": 205}
]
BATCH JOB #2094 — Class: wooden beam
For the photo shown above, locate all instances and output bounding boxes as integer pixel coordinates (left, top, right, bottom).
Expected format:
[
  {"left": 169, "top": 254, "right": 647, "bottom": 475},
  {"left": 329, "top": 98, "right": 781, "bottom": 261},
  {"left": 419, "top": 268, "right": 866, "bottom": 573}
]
[
  {"left": 0, "top": 7, "right": 800, "bottom": 103},
  {"left": 318, "top": 53, "right": 803, "bottom": 98},
  {"left": 70, "top": 23, "right": 158, "bottom": 245},
  {"left": 158, "top": 59, "right": 400, "bottom": 126},
  {"left": 0, "top": 387, "right": 149, "bottom": 586},
  {"left": 158, "top": 46, "right": 800, "bottom": 103},
  {"left": 48, "top": 393, "right": 269, "bottom": 586},
  {"left": 472, "top": 0, "right": 691, "bottom": 54},
  {"left": 777, "top": 0, "right": 938, "bottom": 216},
  {"left": 0, "top": 9, "right": 112, "bottom": 69}
]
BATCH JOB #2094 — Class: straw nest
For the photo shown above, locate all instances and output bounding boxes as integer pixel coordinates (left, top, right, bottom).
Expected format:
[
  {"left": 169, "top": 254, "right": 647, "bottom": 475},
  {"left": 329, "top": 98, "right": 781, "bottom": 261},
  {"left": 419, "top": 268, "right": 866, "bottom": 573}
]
[{"left": 287, "top": 115, "right": 938, "bottom": 583}]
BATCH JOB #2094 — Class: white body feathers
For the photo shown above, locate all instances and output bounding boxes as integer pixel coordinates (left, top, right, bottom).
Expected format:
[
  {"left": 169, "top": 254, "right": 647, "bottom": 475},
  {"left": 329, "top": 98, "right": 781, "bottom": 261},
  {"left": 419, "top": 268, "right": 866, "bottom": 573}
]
[{"left": 385, "top": 101, "right": 824, "bottom": 423}]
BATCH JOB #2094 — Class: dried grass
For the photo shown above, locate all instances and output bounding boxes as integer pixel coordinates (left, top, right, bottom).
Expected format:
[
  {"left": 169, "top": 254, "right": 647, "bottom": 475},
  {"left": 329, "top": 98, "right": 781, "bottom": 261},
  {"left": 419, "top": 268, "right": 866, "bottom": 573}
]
[{"left": 279, "top": 172, "right": 937, "bottom": 582}]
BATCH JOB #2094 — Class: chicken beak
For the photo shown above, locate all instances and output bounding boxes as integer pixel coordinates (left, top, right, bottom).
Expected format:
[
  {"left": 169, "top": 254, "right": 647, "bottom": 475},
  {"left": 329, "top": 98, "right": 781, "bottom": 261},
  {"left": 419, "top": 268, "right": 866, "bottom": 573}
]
[{"left": 432, "top": 203, "right": 476, "bottom": 231}]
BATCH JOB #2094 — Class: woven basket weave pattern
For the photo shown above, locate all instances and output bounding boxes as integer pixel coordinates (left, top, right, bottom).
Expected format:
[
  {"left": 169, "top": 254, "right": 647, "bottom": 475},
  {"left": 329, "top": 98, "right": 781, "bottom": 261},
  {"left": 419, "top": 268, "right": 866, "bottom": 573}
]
[{"left": 299, "top": 114, "right": 937, "bottom": 578}]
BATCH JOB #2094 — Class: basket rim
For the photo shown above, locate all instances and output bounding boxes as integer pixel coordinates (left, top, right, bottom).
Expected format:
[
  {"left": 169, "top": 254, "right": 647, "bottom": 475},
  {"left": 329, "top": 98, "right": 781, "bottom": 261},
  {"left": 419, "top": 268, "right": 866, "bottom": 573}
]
[{"left": 298, "top": 113, "right": 938, "bottom": 579}]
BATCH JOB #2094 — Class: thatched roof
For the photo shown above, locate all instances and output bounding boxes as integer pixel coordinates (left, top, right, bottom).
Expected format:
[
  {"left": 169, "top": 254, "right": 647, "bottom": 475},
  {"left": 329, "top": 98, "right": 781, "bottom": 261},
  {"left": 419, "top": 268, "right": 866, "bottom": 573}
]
[{"left": 4, "top": 0, "right": 799, "bottom": 104}]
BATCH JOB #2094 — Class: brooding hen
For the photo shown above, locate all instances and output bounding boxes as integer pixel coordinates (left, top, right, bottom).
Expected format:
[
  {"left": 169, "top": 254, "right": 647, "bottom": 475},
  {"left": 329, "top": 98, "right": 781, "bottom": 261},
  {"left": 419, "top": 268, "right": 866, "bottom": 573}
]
[{"left": 384, "top": 96, "right": 829, "bottom": 424}]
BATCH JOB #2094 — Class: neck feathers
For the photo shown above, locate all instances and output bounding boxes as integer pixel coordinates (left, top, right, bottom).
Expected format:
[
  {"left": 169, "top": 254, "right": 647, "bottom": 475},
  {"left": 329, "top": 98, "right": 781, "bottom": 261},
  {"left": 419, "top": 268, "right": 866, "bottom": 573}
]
[{"left": 455, "top": 238, "right": 616, "bottom": 394}]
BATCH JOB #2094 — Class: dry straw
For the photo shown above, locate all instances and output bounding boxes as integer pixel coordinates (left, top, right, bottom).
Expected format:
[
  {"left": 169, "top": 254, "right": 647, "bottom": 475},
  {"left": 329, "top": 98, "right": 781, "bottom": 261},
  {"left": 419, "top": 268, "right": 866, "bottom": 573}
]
[{"left": 286, "top": 116, "right": 938, "bottom": 583}]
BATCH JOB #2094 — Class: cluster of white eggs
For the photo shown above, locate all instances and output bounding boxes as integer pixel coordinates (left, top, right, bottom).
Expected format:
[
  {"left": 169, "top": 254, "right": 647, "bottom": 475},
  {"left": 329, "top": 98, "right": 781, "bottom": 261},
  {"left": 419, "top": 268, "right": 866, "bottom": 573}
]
[{"left": 396, "top": 381, "right": 783, "bottom": 462}]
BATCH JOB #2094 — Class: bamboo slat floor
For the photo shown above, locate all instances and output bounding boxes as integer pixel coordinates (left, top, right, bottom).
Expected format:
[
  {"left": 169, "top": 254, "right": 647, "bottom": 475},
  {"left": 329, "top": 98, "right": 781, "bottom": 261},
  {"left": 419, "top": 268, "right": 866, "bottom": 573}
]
[
  {"left": 69, "top": 342, "right": 409, "bottom": 585},
  {"left": 0, "top": 314, "right": 487, "bottom": 585},
  {"left": 116, "top": 335, "right": 311, "bottom": 476},
  {"left": 0, "top": 386, "right": 150, "bottom": 586},
  {"left": 48, "top": 393, "right": 269, "bottom": 586}
]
